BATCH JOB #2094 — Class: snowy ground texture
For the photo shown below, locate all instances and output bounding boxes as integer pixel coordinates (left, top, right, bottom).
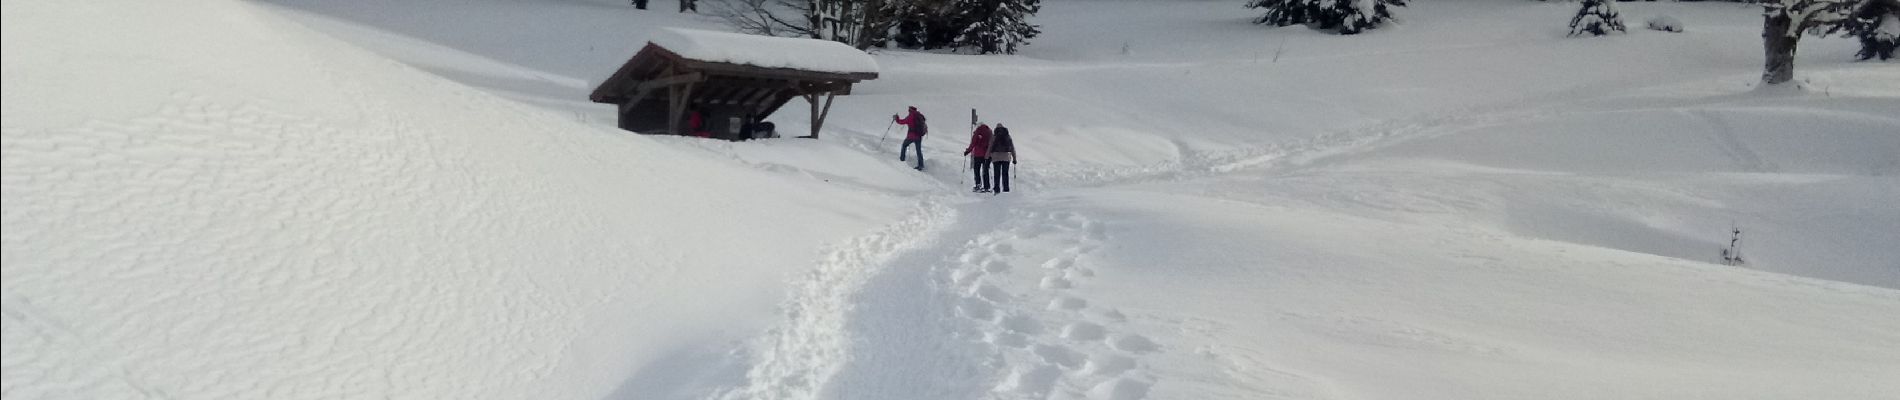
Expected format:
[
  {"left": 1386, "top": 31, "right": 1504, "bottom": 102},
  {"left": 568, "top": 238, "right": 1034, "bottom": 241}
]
[{"left": 4, "top": 0, "right": 1898, "bottom": 399}]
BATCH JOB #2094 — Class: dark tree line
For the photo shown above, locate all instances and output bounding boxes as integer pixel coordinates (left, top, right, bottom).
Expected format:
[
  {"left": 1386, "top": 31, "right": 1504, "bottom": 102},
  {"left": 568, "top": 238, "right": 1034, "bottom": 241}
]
[{"left": 700, "top": 0, "right": 1895, "bottom": 83}]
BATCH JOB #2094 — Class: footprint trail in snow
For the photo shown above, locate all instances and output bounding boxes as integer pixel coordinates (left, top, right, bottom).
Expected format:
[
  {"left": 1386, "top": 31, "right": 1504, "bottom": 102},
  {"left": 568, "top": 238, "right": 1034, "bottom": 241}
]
[{"left": 949, "top": 208, "right": 1160, "bottom": 400}]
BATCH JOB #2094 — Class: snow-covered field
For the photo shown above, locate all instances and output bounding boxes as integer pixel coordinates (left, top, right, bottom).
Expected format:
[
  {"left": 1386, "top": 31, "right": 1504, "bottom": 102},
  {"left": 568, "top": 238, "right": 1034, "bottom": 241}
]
[{"left": 4, "top": 0, "right": 1897, "bottom": 399}]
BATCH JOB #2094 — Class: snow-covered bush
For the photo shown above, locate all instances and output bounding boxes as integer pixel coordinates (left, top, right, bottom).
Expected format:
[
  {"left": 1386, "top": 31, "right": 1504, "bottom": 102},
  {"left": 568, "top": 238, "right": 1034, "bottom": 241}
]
[
  {"left": 1829, "top": 0, "right": 1898, "bottom": 61},
  {"left": 1870, "top": 13, "right": 1900, "bottom": 60},
  {"left": 1569, "top": 0, "right": 1627, "bottom": 37},
  {"left": 1646, "top": 15, "right": 1685, "bottom": 32},
  {"left": 1248, "top": 0, "right": 1406, "bottom": 35}
]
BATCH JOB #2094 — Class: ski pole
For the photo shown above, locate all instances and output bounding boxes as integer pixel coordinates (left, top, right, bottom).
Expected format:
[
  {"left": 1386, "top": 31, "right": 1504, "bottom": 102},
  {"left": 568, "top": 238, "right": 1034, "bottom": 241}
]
[{"left": 879, "top": 120, "right": 894, "bottom": 144}]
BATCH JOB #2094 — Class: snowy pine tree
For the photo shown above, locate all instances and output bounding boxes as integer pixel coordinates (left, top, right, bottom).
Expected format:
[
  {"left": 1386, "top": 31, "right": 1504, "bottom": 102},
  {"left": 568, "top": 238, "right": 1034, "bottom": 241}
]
[
  {"left": 953, "top": 0, "right": 1042, "bottom": 54},
  {"left": 1248, "top": 0, "right": 1404, "bottom": 35},
  {"left": 1569, "top": 0, "right": 1627, "bottom": 37},
  {"left": 892, "top": 0, "right": 965, "bottom": 50},
  {"left": 1335, "top": 0, "right": 1401, "bottom": 34},
  {"left": 1248, "top": 0, "right": 1327, "bottom": 28},
  {"left": 1828, "top": 0, "right": 1899, "bottom": 60}
]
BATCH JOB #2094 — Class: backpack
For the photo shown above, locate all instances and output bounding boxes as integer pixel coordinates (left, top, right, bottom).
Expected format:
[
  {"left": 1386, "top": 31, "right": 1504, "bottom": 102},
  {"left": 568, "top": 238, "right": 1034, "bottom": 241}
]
[
  {"left": 913, "top": 113, "right": 928, "bottom": 135},
  {"left": 990, "top": 127, "right": 1014, "bottom": 153}
]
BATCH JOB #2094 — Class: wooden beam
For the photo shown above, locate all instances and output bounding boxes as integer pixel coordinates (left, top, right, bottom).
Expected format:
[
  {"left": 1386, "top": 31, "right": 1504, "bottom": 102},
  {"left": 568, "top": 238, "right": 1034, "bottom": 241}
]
[
  {"left": 794, "top": 81, "right": 851, "bottom": 96},
  {"left": 720, "top": 87, "right": 751, "bottom": 105},
  {"left": 668, "top": 82, "right": 698, "bottom": 135},
  {"left": 691, "top": 86, "right": 726, "bottom": 105},
  {"left": 740, "top": 87, "right": 778, "bottom": 109},
  {"left": 735, "top": 87, "right": 772, "bottom": 106},
  {"left": 676, "top": 83, "right": 691, "bottom": 135},
  {"left": 718, "top": 87, "right": 754, "bottom": 106},
  {"left": 682, "top": 59, "right": 877, "bottom": 82},
  {"left": 620, "top": 88, "right": 656, "bottom": 115},
  {"left": 705, "top": 86, "right": 745, "bottom": 106},
  {"left": 707, "top": 78, "right": 799, "bottom": 91},
  {"left": 611, "top": 56, "right": 656, "bottom": 97},
  {"left": 757, "top": 92, "right": 798, "bottom": 119},
  {"left": 637, "top": 72, "right": 705, "bottom": 92}
]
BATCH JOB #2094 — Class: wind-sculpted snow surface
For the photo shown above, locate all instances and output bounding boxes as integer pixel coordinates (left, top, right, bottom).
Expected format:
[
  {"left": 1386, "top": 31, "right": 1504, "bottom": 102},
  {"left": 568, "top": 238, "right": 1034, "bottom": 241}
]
[{"left": 1, "top": 1, "right": 905, "bottom": 399}]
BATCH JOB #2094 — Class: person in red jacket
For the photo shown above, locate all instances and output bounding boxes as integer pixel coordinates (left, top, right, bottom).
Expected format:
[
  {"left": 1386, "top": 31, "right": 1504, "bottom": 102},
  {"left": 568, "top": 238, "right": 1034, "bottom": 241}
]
[
  {"left": 687, "top": 108, "right": 712, "bottom": 138},
  {"left": 963, "top": 123, "right": 993, "bottom": 192},
  {"left": 892, "top": 106, "right": 928, "bottom": 170}
]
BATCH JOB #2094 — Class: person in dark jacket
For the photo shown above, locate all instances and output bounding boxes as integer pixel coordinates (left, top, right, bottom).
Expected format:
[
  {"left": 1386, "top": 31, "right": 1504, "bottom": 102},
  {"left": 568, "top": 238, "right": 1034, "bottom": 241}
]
[
  {"left": 964, "top": 123, "right": 994, "bottom": 192},
  {"left": 988, "top": 124, "right": 1017, "bottom": 194},
  {"left": 893, "top": 106, "right": 928, "bottom": 170},
  {"left": 738, "top": 113, "right": 757, "bottom": 141}
]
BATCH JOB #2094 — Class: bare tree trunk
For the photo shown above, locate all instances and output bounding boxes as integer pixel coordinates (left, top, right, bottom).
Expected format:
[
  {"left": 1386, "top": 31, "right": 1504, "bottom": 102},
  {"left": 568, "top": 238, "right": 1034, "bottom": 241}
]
[{"left": 1763, "top": 13, "right": 1800, "bottom": 85}]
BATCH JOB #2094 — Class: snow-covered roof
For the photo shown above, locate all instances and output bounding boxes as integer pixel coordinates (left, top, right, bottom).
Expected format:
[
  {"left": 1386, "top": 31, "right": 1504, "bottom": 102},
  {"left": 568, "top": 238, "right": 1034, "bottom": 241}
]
[{"left": 648, "top": 28, "right": 879, "bottom": 76}]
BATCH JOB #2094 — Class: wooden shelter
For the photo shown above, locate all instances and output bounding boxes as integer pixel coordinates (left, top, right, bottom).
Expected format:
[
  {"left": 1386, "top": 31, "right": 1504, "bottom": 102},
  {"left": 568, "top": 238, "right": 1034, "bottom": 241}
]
[{"left": 589, "top": 30, "right": 880, "bottom": 140}]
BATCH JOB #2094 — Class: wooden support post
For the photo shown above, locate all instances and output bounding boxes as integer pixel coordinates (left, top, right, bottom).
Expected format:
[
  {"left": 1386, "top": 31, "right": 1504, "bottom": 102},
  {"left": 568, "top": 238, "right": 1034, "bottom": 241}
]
[
  {"left": 668, "top": 83, "right": 697, "bottom": 135},
  {"left": 676, "top": 83, "right": 691, "bottom": 135},
  {"left": 622, "top": 89, "right": 654, "bottom": 114},
  {"left": 809, "top": 91, "right": 836, "bottom": 140},
  {"left": 759, "top": 92, "right": 797, "bottom": 119},
  {"left": 805, "top": 93, "right": 820, "bottom": 138},
  {"left": 620, "top": 89, "right": 652, "bottom": 131}
]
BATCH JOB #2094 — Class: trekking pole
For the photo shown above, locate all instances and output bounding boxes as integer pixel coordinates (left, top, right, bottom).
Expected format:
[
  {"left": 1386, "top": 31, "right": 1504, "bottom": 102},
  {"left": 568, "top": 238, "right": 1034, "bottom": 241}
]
[{"left": 879, "top": 120, "right": 894, "bottom": 144}]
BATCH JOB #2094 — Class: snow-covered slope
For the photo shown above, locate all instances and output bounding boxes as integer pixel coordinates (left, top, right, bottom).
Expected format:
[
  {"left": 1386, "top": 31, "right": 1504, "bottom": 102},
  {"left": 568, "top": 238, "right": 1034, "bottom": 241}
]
[
  {"left": 6, "top": 0, "right": 1898, "bottom": 399},
  {"left": 1, "top": 1, "right": 913, "bottom": 399}
]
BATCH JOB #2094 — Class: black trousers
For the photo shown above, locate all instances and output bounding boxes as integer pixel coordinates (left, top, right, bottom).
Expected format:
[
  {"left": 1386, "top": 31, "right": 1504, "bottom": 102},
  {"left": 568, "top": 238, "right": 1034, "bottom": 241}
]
[
  {"left": 971, "top": 157, "right": 991, "bottom": 189},
  {"left": 991, "top": 161, "right": 1010, "bottom": 192}
]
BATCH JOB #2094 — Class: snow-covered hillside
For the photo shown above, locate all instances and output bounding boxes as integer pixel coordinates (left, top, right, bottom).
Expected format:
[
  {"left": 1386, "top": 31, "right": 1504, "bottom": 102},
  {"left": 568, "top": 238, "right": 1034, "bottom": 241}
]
[
  {"left": 1, "top": 1, "right": 913, "bottom": 399},
  {"left": 5, "top": 0, "right": 1897, "bottom": 399}
]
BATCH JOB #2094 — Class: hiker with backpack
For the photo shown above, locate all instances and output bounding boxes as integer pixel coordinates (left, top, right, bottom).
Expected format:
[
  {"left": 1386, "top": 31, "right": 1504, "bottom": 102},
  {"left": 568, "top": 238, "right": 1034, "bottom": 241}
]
[
  {"left": 892, "top": 106, "right": 928, "bottom": 170},
  {"left": 963, "top": 122, "right": 994, "bottom": 192},
  {"left": 988, "top": 123, "right": 1017, "bottom": 194}
]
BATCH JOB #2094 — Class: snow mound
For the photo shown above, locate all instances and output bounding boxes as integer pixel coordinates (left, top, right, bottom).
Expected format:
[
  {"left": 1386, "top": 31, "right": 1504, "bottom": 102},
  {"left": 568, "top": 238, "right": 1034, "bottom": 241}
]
[
  {"left": 1647, "top": 15, "right": 1685, "bottom": 32},
  {"left": 650, "top": 28, "right": 880, "bottom": 75}
]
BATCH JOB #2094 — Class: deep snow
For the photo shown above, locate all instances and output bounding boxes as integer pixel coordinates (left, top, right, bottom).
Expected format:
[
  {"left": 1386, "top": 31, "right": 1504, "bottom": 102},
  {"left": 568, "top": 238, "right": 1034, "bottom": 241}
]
[{"left": 5, "top": 0, "right": 1898, "bottom": 399}]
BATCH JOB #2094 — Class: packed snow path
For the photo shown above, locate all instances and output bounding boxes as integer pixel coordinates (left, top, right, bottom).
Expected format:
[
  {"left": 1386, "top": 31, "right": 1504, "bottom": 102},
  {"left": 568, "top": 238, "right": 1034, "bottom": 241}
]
[{"left": 714, "top": 194, "right": 1172, "bottom": 400}]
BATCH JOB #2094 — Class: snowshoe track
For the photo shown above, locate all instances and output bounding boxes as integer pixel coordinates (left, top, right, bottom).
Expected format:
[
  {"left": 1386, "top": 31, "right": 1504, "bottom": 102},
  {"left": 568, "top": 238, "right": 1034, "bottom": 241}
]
[{"left": 716, "top": 195, "right": 1163, "bottom": 400}]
